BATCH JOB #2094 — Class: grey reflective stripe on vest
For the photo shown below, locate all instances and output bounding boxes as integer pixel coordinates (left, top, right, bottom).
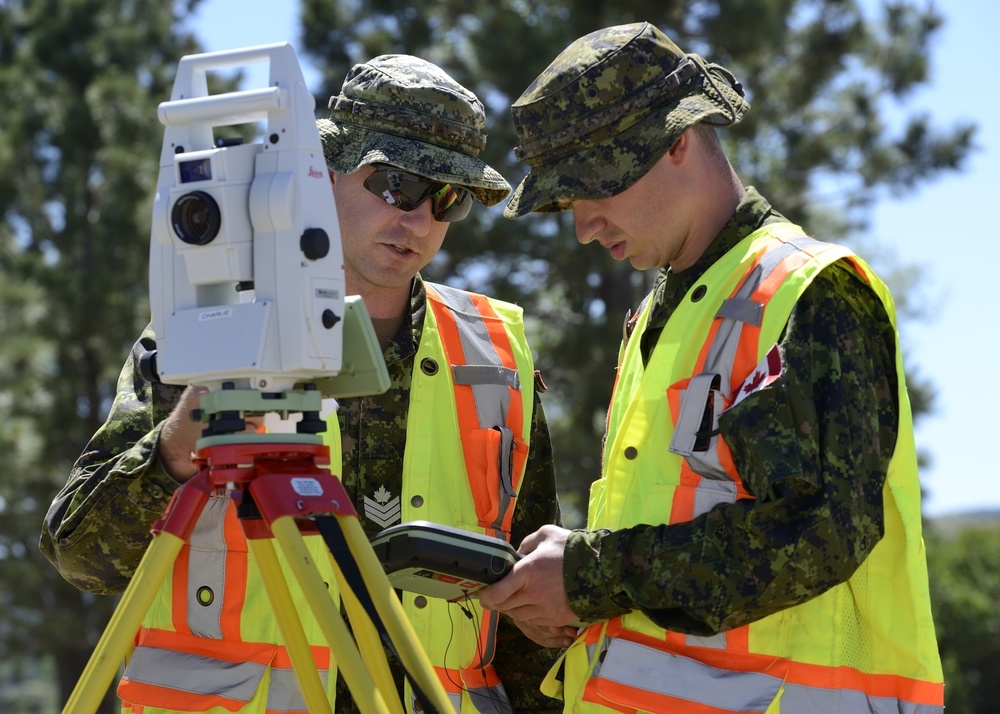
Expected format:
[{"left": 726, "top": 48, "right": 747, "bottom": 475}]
[
  {"left": 467, "top": 682, "right": 513, "bottom": 714},
  {"left": 778, "top": 683, "right": 941, "bottom": 714},
  {"left": 670, "top": 373, "right": 721, "bottom": 462},
  {"left": 426, "top": 283, "right": 518, "bottom": 668},
  {"left": 591, "top": 634, "right": 937, "bottom": 713},
  {"left": 683, "top": 630, "right": 728, "bottom": 649},
  {"left": 429, "top": 282, "right": 520, "bottom": 431},
  {"left": 268, "top": 666, "right": 329, "bottom": 713},
  {"left": 453, "top": 364, "right": 521, "bottom": 390},
  {"left": 668, "top": 236, "right": 820, "bottom": 508},
  {"left": 411, "top": 685, "right": 512, "bottom": 714},
  {"left": 123, "top": 645, "right": 265, "bottom": 704},
  {"left": 428, "top": 282, "right": 521, "bottom": 529},
  {"left": 667, "top": 236, "right": 824, "bottom": 651},
  {"left": 592, "top": 636, "right": 781, "bottom": 709},
  {"left": 413, "top": 690, "right": 462, "bottom": 713},
  {"left": 187, "top": 496, "right": 230, "bottom": 638},
  {"left": 179, "top": 498, "right": 333, "bottom": 710},
  {"left": 122, "top": 644, "right": 329, "bottom": 711}
]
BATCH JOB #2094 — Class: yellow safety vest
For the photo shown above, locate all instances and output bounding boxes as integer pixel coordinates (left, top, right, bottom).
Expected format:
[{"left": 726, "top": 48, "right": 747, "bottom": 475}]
[
  {"left": 117, "top": 496, "right": 339, "bottom": 714},
  {"left": 325, "top": 282, "right": 537, "bottom": 714},
  {"left": 118, "top": 283, "right": 536, "bottom": 714},
  {"left": 545, "top": 225, "right": 944, "bottom": 713}
]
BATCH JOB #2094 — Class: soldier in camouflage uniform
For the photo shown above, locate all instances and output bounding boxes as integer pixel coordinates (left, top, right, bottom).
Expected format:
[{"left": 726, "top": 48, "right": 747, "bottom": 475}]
[
  {"left": 41, "top": 55, "right": 563, "bottom": 714},
  {"left": 479, "top": 22, "right": 944, "bottom": 713}
]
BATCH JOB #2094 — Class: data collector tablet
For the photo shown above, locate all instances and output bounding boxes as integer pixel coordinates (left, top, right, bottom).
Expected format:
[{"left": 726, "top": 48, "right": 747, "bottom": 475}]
[{"left": 369, "top": 520, "right": 520, "bottom": 602}]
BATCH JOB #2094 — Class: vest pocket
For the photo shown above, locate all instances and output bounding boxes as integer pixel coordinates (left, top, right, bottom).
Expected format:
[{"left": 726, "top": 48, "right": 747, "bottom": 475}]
[{"left": 463, "top": 426, "right": 526, "bottom": 534}]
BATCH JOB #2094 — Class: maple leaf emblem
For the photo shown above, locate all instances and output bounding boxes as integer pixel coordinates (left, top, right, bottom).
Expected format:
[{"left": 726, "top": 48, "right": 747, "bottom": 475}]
[
  {"left": 373, "top": 486, "right": 391, "bottom": 504},
  {"left": 742, "top": 369, "right": 765, "bottom": 395}
]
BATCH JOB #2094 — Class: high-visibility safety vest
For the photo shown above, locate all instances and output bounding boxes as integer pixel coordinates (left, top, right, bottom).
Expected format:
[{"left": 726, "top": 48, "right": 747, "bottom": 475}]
[
  {"left": 118, "top": 283, "right": 536, "bottom": 714},
  {"left": 324, "top": 282, "right": 536, "bottom": 714},
  {"left": 543, "top": 225, "right": 944, "bottom": 714}
]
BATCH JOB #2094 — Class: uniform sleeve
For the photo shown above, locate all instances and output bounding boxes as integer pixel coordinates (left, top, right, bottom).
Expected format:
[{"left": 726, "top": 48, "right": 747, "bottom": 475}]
[
  {"left": 563, "top": 262, "right": 899, "bottom": 635},
  {"left": 510, "top": 390, "right": 563, "bottom": 545},
  {"left": 39, "top": 325, "right": 186, "bottom": 594},
  {"left": 494, "top": 391, "right": 565, "bottom": 712}
]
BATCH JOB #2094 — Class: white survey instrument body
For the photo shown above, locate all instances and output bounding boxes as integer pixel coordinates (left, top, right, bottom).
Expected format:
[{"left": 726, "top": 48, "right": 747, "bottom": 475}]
[{"left": 149, "top": 42, "right": 345, "bottom": 394}]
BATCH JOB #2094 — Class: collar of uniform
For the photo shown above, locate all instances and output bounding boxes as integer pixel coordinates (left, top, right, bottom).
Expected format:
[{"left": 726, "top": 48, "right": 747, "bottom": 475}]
[{"left": 379, "top": 275, "right": 424, "bottom": 367}]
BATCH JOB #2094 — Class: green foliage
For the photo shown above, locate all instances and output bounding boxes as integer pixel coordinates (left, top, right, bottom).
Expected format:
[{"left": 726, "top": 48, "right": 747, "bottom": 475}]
[
  {"left": 0, "top": 657, "right": 57, "bottom": 714},
  {"left": 0, "top": 0, "right": 213, "bottom": 709},
  {"left": 924, "top": 522, "right": 1000, "bottom": 713},
  {"left": 298, "top": 0, "right": 972, "bottom": 523}
]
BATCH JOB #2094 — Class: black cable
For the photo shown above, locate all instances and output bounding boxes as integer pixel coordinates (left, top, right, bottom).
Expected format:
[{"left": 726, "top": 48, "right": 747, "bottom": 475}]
[
  {"left": 453, "top": 595, "right": 506, "bottom": 713},
  {"left": 444, "top": 600, "right": 466, "bottom": 696}
]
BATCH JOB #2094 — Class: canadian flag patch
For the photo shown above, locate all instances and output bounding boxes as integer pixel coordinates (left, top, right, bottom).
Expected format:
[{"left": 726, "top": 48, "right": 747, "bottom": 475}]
[{"left": 731, "top": 344, "right": 783, "bottom": 409}]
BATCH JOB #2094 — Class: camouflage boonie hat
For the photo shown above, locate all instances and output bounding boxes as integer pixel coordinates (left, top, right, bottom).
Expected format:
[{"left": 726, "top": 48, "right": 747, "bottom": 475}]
[
  {"left": 504, "top": 22, "right": 749, "bottom": 218},
  {"left": 317, "top": 54, "right": 510, "bottom": 207}
]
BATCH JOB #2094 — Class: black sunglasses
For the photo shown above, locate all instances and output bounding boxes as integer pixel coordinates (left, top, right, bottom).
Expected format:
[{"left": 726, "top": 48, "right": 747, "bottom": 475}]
[{"left": 363, "top": 165, "right": 473, "bottom": 222}]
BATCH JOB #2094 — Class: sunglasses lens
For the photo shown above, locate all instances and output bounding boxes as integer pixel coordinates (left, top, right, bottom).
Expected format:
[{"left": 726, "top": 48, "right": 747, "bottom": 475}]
[
  {"left": 431, "top": 183, "right": 473, "bottom": 222},
  {"left": 364, "top": 167, "right": 472, "bottom": 222}
]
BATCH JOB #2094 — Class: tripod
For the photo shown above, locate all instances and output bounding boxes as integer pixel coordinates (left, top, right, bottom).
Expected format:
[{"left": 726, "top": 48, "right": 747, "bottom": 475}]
[{"left": 61, "top": 387, "right": 454, "bottom": 714}]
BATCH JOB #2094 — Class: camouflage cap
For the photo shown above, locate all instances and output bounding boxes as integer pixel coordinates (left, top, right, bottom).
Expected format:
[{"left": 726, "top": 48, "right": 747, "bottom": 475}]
[
  {"left": 504, "top": 22, "right": 749, "bottom": 218},
  {"left": 317, "top": 54, "right": 510, "bottom": 207}
]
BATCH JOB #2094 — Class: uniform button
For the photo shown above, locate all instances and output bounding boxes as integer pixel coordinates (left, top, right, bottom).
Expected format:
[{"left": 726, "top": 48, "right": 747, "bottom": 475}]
[
  {"left": 624, "top": 446, "right": 638, "bottom": 460},
  {"left": 414, "top": 596, "right": 427, "bottom": 609},
  {"left": 196, "top": 586, "right": 214, "bottom": 607},
  {"left": 420, "top": 358, "right": 438, "bottom": 375},
  {"left": 411, "top": 495, "right": 424, "bottom": 508},
  {"left": 150, "top": 484, "right": 164, "bottom": 499}
]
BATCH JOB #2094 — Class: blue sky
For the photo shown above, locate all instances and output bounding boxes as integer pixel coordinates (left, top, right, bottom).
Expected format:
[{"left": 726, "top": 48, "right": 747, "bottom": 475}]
[{"left": 187, "top": 1, "right": 1000, "bottom": 518}]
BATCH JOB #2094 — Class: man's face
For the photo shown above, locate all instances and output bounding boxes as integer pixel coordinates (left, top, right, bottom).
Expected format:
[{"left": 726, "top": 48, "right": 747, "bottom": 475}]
[
  {"left": 330, "top": 166, "right": 450, "bottom": 296},
  {"left": 570, "top": 154, "right": 689, "bottom": 271}
]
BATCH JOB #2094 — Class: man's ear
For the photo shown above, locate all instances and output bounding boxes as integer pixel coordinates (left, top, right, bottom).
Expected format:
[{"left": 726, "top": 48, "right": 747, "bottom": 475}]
[
  {"left": 667, "top": 129, "right": 690, "bottom": 163},
  {"left": 327, "top": 167, "right": 337, "bottom": 186}
]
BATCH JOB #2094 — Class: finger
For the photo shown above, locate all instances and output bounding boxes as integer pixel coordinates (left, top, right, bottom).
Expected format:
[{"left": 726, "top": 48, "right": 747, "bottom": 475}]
[
  {"left": 244, "top": 416, "right": 266, "bottom": 433},
  {"left": 525, "top": 631, "right": 574, "bottom": 648},
  {"left": 501, "top": 602, "right": 558, "bottom": 627},
  {"left": 504, "top": 600, "right": 583, "bottom": 630},
  {"left": 516, "top": 527, "right": 546, "bottom": 555},
  {"left": 478, "top": 562, "right": 529, "bottom": 609},
  {"left": 513, "top": 623, "right": 577, "bottom": 649},
  {"left": 557, "top": 625, "right": 581, "bottom": 639}
]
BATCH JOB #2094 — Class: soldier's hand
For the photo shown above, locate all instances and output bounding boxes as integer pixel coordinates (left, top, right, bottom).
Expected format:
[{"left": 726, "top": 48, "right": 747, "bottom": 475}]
[
  {"left": 507, "top": 619, "right": 578, "bottom": 649},
  {"left": 478, "top": 525, "right": 578, "bottom": 631},
  {"left": 159, "top": 386, "right": 264, "bottom": 483}
]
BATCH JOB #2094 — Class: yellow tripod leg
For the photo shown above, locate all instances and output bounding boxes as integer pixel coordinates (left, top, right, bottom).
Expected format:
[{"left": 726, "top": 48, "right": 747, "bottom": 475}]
[
  {"left": 328, "top": 554, "right": 403, "bottom": 714},
  {"left": 270, "top": 516, "right": 392, "bottom": 714},
  {"left": 62, "top": 532, "right": 185, "bottom": 714},
  {"left": 249, "top": 537, "right": 333, "bottom": 714},
  {"left": 337, "top": 515, "right": 454, "bottom": 714}
]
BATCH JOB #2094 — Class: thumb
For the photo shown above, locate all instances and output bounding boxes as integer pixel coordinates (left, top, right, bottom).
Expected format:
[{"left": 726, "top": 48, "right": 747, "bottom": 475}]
[{"left": 477, "top": 559, "right": 525, "bottom": 610}]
